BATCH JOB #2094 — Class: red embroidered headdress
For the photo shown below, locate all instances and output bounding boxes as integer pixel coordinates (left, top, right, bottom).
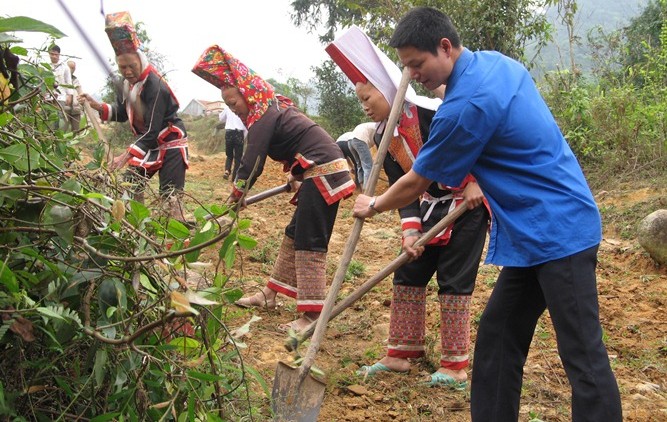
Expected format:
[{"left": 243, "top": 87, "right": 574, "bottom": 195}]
[
  {"left": 192, "top": 45, "right": 279, "bottom": 128},
  {"left": 105, "top": 11, "right": 140, "bottom": 56}
]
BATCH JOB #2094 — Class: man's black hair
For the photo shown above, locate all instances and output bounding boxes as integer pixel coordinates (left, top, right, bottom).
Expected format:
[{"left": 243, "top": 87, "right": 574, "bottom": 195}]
[
  {"left": 48, "top": 44, "right": 61, "bottom": 53},
  {"left": 389, "top": 7, "right": 461, "bottom": 54}
]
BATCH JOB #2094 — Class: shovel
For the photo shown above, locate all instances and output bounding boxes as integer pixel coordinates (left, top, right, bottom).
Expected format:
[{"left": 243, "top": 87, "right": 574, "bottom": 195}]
[
  {"left": 285, "top": 201, "right": 469, "bottom": 351},
  {"left": 271, "top": 68, "right": 412, "bottom": 421}
]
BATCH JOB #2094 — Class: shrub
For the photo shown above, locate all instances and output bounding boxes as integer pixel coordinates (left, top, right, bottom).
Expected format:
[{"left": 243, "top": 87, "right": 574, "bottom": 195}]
[{"left": 0, "top": 18, "right": 267, "bottom": 420}]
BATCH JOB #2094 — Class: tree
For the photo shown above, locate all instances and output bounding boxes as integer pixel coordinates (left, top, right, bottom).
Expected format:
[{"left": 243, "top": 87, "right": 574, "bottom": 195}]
[
  {"left": 267, "top": 76, "right": 316, "bottom": 115},
  {"left": 556, "top": 0, "right": 581, "bottom": 75},
  {"left": 286, "top": 76, "right": 316, "bottom": 115},
  {"left": 587, "top": 0, "right": 665, "bottom": 87},
  {"left": 266, "top": 77, "right": 291, "bottom": 98},
  {"left": 290, "top": 0, "right": 558, "bottom": 64},
  {"left": 312, "top": 60, "right": 365, "bottom": 137},
  {"left": 623, "top": 0, "right": 665, "bottom": 71}
]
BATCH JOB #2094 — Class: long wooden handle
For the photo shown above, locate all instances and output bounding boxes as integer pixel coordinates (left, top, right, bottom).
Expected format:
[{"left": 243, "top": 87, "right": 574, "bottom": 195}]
[
  {"left": 245, "top": 183, "right": 291, "bottom": 206},
  {"left": 76, "top": 85, "right": 110, "bottom": 161},
  {"left": 291, "top": 202, "right": 468, "bottom": 348},
  {"left": 297, "top": 67, "right": 413, "bottom": 379},
  {"left": 204, "top": 183, "right": 291, "bottom": 221}
]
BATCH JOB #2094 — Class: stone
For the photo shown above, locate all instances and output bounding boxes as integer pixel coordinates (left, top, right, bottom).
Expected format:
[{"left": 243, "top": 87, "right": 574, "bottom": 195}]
[
  {"left": 347, "top": 384, "right": 370, "bottom": 396},
  {"left": 635, "top": 382, "right": 661, "bottom": 393},
  {"left": 637, "top": 209, "right": 667, "bottom": 265}
]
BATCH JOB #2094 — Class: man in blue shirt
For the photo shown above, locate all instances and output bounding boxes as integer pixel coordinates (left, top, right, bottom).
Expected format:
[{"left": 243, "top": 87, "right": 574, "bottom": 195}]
[{"left": 353, "top": 7, "right": 622, "bottom": 422}]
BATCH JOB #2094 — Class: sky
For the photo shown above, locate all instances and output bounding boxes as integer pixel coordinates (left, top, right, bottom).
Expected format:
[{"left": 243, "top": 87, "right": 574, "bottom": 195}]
[{"left": 3, "top": 0, "right": 331, "bottom": 107}]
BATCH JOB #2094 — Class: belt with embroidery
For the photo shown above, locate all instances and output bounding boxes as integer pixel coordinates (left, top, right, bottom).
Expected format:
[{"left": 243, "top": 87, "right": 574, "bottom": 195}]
[{"left": 303, "top": 158, "right": 349, "bottom": 179}]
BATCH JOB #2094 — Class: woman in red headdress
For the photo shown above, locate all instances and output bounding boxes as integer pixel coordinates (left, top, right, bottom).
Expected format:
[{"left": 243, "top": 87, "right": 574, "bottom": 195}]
[
  {"left": 193, "top": 46, "right": 356, "bottom": 331},
  {"left": 80, "top": 12, "right": 189, "bottom": 221}
]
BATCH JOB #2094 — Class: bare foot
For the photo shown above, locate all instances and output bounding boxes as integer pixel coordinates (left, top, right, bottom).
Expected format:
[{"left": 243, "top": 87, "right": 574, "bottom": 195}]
[
  {"left": 235, "top": 289, "right": 276, "bottom": 309},
  {"left": 278, "top": 312, "right": 319, "bottom": 332}
]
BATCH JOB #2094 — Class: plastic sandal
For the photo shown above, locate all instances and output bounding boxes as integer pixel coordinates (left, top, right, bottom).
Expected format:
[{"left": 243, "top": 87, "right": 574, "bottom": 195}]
[
  {"left": 356, "top": 362, "right": 409, "bottom": 379},
  {"left": 356, "top": 362, "right": 391, "bottom": 379},
  {"left": 423, "top": 371, "right": 467, "bottom": 390}
]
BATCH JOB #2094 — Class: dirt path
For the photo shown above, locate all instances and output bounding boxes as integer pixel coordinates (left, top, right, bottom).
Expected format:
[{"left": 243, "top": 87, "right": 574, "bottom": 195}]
[{"left": 186, "top": 148, "right": 667, "bottom": 421}]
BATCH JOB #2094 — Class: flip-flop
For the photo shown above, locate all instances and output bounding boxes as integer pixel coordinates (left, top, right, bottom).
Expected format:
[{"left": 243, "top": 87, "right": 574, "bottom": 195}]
[
  {"left": 356, "top": 362, "right": 408, "bottom": 379},
  {"left": 423, "top": 371, "right": 467, "bottom": 391}
]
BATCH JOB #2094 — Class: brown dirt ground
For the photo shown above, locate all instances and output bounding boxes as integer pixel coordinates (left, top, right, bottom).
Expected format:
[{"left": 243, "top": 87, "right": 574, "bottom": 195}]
[{"left": 185, "top": 146, "right": 667, "bottom": 422}]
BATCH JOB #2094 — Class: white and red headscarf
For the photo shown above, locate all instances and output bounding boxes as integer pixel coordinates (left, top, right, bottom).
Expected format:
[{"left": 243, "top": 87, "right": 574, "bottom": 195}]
[{"left": 326, "top": 26, "right": 442, "bottom": 172}]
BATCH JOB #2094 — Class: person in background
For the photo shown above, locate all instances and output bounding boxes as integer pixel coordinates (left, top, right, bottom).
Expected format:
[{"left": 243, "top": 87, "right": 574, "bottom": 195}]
[
  {"left": 193, "top": 45, "right": 355, "bottom": 331},
  {"left": 328, "top": 25, "right": 489, "bottom": 388},
  {"left": 353, "top": 7, "right": 622, "bottom": 421},
  {"left": 48, "top": 44, "right": 73, "bottom": 130},
  {"left": 347, "top": 121, "right": 376, "bottom": 190},
  {"left": 65, "top": 60, "right": 82, "bottom": 132},
  {"left": 80, "top": 12, "right": 189, "bottom": 223},
  {"left": 336, "top": 130, "right": 361, "bottom": 190},
  {"left": 218, "top": 105, "right": 247, "bottom": 180}
]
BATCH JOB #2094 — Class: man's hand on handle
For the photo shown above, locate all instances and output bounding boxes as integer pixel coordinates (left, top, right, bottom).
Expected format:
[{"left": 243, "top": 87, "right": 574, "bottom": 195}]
[
  {"left": 462, "top": 181, "right": 484, "bottom": 209},
  {"left": 109, "top": 151, "right": 130, "bottom": 171},
  {"left": 353, "top": 194, "right": 376, "bottom": 219}
]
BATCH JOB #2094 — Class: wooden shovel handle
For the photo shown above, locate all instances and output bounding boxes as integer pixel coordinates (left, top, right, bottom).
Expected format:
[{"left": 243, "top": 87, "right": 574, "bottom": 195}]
[
  {"left": 291, "top": 201, "right": 469, "bottom": 348},
  {"left": 244, "top": 183, "right": 291, "bottom": 206},
  {"left": 204, "top": 183, "right": 291, "bottom": 221},
  {"left": 76, "top": 85, "right": 110, "bottom": 161}
]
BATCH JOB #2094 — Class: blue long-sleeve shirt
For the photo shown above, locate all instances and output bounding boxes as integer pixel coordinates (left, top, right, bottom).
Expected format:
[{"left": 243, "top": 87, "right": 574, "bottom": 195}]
[{"left": 413, "top": 49, "right": 601, "bottom": 267}]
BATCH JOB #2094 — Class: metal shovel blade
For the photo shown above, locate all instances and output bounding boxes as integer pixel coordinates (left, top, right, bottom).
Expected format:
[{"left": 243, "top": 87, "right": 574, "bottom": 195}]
[{"left": 271, "top": 361, "right": 326, "bottom": 421}]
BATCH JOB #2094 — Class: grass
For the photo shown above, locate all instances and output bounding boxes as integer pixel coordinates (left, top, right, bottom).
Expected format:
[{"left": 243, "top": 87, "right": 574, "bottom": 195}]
[
  {"left": 598, "top": 189, "right": 667, "bottom": 240},
  {"left": 478, "top": 264, "right": 500, "bottom": 287},
  {"left": 528, "top": 411, "right": 546, "bottom": 422},
  {"left": 181, "top": 115, "right": 225, "bottom": 154},
  {"left": 362, "top": 344, "right": 383, "bottom": 361},
  {"left": 345, "top": 260, "right": 366, "bottom": 281},
  {"left": 329, "top": 370, "right": 357, "bottom": 388},
  {"left": 374, "top": 229, "right": 399, "bottom": 240},
  {"left": 249, "top": 236, "right": 280, "bottom": 265}
]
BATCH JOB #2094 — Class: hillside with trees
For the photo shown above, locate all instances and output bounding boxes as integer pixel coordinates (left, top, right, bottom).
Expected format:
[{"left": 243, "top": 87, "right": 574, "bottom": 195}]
[{"left": 535, "top": 0, "right": 649, "bottom": 74}]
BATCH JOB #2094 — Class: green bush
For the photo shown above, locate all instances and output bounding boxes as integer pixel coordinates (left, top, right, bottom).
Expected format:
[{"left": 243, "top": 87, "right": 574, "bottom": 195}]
[
  {"left": 0, "top": 18, "right": 267, "bottom": 420},
  {"left": 542, "top": 3, "right": 666, "bottom": 187}
]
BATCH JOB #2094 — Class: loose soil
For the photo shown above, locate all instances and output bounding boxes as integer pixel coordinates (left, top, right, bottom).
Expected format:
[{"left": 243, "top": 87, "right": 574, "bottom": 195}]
[{"left": 185, "top": 145, "right": 667, "bottom": 421}]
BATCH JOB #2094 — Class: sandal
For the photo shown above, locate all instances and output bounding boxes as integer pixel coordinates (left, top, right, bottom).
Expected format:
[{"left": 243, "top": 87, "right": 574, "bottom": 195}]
[
  {"left": 356, "top": 362, "right": 409, "bottom": 379},
  {"left": 235, "top": 292, "right": 276, "bottom": 309},
  {"left": 422, "top": 371, "right": 467, "bottom": 391}
]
